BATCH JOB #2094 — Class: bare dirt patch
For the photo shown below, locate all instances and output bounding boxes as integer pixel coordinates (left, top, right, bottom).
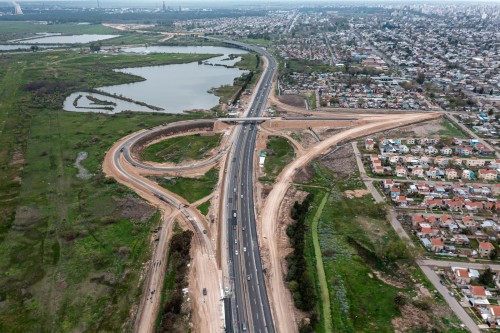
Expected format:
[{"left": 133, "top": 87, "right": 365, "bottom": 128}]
[
  {"left": 315, "top": 127, "right": 350, "bottom": 141},
  {"left": 116, "top": 195, "right": 156, "bottom": 222},
  {"left": 344, "top": 189, "right": 370, "bottom": 198},
  {"left": 10, "top": 148, "right": 24, "bottom": 166},
  {"left": 12, "top": 206, "right": 43, "bottom": 230},
  {"left": 278, "top": 94, "right": 306, "bottom": 108},
  {"left": 270, "top": 187, "right": 310, "bottom": 326},
  {"left": 292, "top": 163, "right": 315, "bottom": 184},
  {"left": 379, "top": 118, "right": 444, "bottom": 138},
  {"left": 392, "top": 302, "right": 434, "bottom": 333}
]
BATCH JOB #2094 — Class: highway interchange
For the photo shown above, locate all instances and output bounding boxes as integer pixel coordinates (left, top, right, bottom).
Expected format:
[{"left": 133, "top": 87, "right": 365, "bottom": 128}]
[
  {"left": 103, "top": 38, "right": 463, "bottom": 333},
  {"left": 108, "top": 39, "right": 279, "bottom": 333}
]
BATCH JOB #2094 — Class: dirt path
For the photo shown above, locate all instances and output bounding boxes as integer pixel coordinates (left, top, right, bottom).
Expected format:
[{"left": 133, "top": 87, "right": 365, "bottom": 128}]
[
  {"left": 103, "top": 134, "right": 223, "bottom": 333},
  {"left": 258, "top": 112, "right": 440, "bottom": 333}
]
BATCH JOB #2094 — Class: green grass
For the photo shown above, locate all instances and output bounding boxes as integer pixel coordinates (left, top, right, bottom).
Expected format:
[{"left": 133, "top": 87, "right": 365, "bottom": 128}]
[
  {"left": 0, "top": 49, "right": 213, "bottom": 332},
  {"left": 141, "top": 133, "right": 222, "bottom": 164},
  {"left": 305, "top": 91, "right": 317, "bottom": 110},
  {"left": 436, "top": 119, "right": 469, "bottom": 139},
  {"left": 197, "top": 200, "right": 211, "bottom": 216},
  {"left": 0, "top": 22, "right": 116, "bottom": 42},
  {"left": 294, "top": 162, "right": 460, "bottom": 332},
  {"left": 154, "top": 168, "right": 218, "bottom": 204},
  {"left": 213, "top": 84, "right": 241, "bottom": 104},
  {"left": 311, "top": 192, "right": 332, "bottom": 333},
  {"left": 263, "top": 136, "right": 295, "bottom": 181},
  {"left": 99, "top": 33, "right": 166, "bottom": 46}
]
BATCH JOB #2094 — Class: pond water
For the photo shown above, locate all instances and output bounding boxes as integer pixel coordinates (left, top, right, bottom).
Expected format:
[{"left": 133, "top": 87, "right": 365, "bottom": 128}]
[
  {"left": 63, "top": 46, "right": 248, "bottom": 114},
  {"left": 16, "top": 34, "right": 119, "bottom": 44}
]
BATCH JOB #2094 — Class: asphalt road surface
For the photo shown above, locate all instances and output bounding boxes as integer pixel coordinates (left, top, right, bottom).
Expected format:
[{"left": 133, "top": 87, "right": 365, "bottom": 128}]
[{"left": 221, "top": 39, "right": 277, "bottom": 333}]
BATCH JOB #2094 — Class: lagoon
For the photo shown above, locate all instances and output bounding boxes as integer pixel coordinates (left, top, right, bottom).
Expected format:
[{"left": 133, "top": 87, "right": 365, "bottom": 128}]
[{"left": 64, "top": 46, "right": 248, "bottom": 114}]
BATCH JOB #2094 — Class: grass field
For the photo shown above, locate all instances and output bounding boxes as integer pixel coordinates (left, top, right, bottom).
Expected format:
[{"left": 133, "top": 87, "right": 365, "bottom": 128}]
[
  {"left": 141, "top": 133, "right": 222, "bottom": 164},
  {"left": 0, "top": 22, "right": 116, "bottom": 42},
  {"left": 263, "top": 136, "right": 295, "bottom": 182},
  {"left": 295, "top": 162, "right": 463, "bottom": 333},
  {"left": 213, "top": 52, "right": 263, "bottom": 105},
  {"left": 154, "top": 168, "right": 218, "bottom": 204},
  {"left": 197, "top": 200, "right": 211, "bottom": 216},
  {"left": 436, "top": 119, "right": 469, "bottom": 138},
  {"left": 99, "top": 33, "right": 166, "bottom": 46},
  {"left": 0, "top": 49, "right": 212, "bottom": 332}
]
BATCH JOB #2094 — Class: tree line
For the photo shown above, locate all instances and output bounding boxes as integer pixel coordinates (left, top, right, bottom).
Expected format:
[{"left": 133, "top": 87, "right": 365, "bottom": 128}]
[
  {"left": 286, "top": 194, "right": 318, "bottom": 311},
  {"left": 158, "top": 230, "right": 193, "bottom": 333}
]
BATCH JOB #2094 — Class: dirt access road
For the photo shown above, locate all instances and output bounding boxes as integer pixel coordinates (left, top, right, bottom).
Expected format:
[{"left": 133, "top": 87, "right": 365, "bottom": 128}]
[
  {"left": 103, "top": 133, "right": 223, "bottom": 333},
  {"left": 257, "top": 112, "right": 440, "bottom": 333}
]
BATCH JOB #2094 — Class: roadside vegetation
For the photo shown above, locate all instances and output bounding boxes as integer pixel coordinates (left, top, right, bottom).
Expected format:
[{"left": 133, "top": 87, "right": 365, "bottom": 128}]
[
  {"left": 157, "top": 225, "right": 193, "bottom": 333},
  {"left": 0, "top": 49, "right": 212, "bottom": 332},
  {"left": 153, "top": 168, "right": 218, "bottom": 204},
  {"left": 262, "top": 136, "right": 295, "bottom": 182},
  {"left": 141, "top": 133, "right": 222, "bottom": 164},
  {"left": 197, "top": 201, "right": 211, "bottom": 216},
  {"left": 213, "top": 52, "right": 263, "bottom": 106},
  {"left": 290, "top": 158, "right": 463, "bottom": 333}
]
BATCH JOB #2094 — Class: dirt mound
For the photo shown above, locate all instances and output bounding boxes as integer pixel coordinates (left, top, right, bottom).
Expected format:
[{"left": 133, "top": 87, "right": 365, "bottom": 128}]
[
  {"left": 116, "top": 195, "right": 156, "bottom": 222},
  {"left": 292, "top": 164, "right": 315, "bottom": 183}
]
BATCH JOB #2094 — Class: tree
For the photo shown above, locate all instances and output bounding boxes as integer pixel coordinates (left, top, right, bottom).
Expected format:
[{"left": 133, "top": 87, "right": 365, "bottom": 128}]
[
  {"left": 30, "top": 45, "right": 39, "bottom": 52},
  {"left": 478, "top": 267, "right": 494, "bottom": 286},
  {"left": 490, "top": 248, "right": 498, "bottom": 260},
  {"left": 89, "top": 42, "right": 101, "bottom": 52}
]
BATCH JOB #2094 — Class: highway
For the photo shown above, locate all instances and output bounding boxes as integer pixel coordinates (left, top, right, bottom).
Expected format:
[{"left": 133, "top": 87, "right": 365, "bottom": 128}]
[
  {"left": 221, "top": 40, "right": 277, "bottom": 332},
  {"left": 109, "top": 38, "right": 279, "bottom": 332}
]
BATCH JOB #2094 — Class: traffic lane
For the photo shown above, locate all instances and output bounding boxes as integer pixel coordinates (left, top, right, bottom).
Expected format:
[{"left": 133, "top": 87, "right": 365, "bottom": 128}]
[
  {"left": 237, "top": 128, "right": 267, "bottom": 331},
  {"left": 241, "top": 143, "right": 266, "bottom": 331},
  {"left": 245, "top": 132, "right": 274, "bottom": 331}
]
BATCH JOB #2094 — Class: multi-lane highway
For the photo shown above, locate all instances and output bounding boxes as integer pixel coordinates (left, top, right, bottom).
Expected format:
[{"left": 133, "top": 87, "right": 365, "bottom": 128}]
[{"left": 221, "top": 40, "right": 277, "bottom": 333}]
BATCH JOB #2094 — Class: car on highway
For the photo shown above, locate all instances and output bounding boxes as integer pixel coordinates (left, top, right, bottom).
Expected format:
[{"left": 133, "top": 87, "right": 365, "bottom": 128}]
[
  {"left": 235, "top": 239, "right": 237, "bottom": 244},
  {"left": 235, "top": 250, "right": 238, "bottom": 256},
  {"left": 247, "top": 275, "right": 251, "bottom": 281},
  {"left": 203, "top": 288, "right": 207, "bottom": 296},
  {"left": 243, "top": 247, "right": 247, "bottom": 252}
]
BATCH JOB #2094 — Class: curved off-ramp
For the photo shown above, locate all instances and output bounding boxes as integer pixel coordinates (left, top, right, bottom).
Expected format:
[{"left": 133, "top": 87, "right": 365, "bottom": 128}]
[{"left": 258, "top": 112, "right": 441, "bottom": 333}]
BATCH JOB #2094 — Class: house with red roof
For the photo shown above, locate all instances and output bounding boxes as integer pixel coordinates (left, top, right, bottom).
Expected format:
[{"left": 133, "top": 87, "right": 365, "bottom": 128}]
[
  {"left": 431, "top": 238, "right": 444, "bottom": 252},
  {"left": 478, "top": 242, "right": 495, "bottom": 258}
]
